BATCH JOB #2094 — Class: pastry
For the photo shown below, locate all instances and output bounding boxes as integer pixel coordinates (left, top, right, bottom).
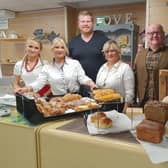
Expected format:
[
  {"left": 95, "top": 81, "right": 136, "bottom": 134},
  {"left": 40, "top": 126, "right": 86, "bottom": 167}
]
[
  {"left": 73, "top": 105, "right": 89, "bottom": 111},
  {"left": 35, "top": 93, "right": 100, "bottom": 116},
  {"left": 92, "top": 88, "right": 121, "bottom": 102},
  {"left": 62, "top": 93, "right": 82, "bottom": 102}
]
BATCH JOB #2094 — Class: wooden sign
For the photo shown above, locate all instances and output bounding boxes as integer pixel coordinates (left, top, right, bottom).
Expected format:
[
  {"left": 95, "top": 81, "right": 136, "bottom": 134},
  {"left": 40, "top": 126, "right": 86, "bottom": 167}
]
[{"left": 96, "top": 13, "right": 133, "bottom": 25}]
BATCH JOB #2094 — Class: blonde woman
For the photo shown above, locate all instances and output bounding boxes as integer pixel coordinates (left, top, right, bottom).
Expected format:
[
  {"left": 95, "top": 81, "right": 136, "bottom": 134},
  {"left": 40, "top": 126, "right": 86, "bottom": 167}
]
[
  {"left": 16, "top": 37, "right": 96, "bottom": 95},
  {"left": 13, "top": 37, "right": 51, "bottom": 96},
  {"left": 96, "top": 40, "right": 134, "bottom": 113}
]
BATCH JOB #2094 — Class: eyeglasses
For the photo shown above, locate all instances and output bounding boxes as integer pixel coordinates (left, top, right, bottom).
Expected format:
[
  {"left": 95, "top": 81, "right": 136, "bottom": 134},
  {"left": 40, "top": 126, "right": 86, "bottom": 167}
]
[
  {"left": 147, "top": 31, "right": 162, "bottom": 36},
  {"left": 104, "top": 49, "right": 118, "bottom": 54}
]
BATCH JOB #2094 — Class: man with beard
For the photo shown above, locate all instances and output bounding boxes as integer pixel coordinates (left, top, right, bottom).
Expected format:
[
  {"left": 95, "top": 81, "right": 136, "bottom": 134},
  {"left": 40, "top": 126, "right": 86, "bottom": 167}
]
[{"left": 68, "top": 11, "right": 108, "bottom": 82}]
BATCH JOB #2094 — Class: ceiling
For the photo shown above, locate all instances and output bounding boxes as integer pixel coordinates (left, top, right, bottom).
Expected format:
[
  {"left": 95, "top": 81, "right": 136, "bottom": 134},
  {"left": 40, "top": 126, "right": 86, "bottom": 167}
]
[{"left": 0, "top": 0, "right": 145, "bottom": 12}]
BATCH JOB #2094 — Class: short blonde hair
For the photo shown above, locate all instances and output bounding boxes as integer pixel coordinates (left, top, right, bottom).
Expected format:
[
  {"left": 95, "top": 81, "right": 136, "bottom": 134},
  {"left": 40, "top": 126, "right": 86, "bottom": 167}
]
[
  {"left": 51, "top": 37, "right": 69, "bottom": 56},
  {"left": 78, "top": 10, "right": 93, "bottom": 22},
  {"left": 102, "top": 40, "right": 121, "bottom": 54}
]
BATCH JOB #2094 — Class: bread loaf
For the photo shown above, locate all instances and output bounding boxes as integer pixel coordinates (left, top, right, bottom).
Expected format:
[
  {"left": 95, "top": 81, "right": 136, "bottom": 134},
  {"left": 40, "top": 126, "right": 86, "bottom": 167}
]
[
  {"left": 144, "top": 100, "right": 168, "bottom": 124},
  {"left": 136, "top": 119, "right": 165, "bottom": 143}
]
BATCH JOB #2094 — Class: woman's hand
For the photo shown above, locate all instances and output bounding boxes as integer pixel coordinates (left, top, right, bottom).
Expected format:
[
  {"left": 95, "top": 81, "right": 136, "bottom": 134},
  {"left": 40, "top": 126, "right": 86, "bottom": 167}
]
[
  {"left": 14, "top": 86, "right": 32, "bottom": 95},
  {"left": 86, "top": 80, "right": 97, "bottom": 90}
]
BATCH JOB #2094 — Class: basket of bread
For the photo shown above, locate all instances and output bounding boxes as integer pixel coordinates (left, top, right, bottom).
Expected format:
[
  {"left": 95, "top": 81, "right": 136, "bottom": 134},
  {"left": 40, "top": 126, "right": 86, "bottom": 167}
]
[{"left": 16, "top": 93, "right": 100, "bottom": 124}]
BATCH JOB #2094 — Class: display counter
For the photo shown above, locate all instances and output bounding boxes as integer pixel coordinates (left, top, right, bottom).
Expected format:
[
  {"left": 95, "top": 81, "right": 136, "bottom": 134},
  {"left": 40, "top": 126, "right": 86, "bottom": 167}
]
[
  {"left": 0, "top": 108, "right": 52, "bottom": 168},
  {"left": 38, "top": 112, "right": 168, "bottom": 168},
  {"left": 1, "top": 107, "right": 168, "bottom": 168}
]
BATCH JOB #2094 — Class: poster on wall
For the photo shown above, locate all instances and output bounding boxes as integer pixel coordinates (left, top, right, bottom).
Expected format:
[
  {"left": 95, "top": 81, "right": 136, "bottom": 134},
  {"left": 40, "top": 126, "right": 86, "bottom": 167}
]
[{"left": 0, "top": 18, "right": 8, "bottom": 30}]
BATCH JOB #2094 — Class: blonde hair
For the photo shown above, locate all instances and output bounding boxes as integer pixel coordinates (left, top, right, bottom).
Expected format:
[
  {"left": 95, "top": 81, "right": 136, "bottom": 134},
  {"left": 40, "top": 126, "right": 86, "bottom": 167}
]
[
  {"left": 102, "top": 40, "right": 121, "bottom": 54},
  {"left": 20, "top": 37, "right": 43, "bottom": 73},
  {"left": 78, "top": 10, "right": 93, "bottom": 22},
  {"left": 26, "top": 37, "right": 43, "bottom": 50},
  {"left": 51, "top": 37, "right": 69, "bottom": 56}
]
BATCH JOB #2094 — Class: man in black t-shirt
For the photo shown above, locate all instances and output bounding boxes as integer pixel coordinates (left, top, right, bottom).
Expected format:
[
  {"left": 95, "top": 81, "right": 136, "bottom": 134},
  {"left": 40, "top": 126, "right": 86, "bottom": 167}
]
[{"left": 68, "top": 11, "right": 108, "bottom": 82}]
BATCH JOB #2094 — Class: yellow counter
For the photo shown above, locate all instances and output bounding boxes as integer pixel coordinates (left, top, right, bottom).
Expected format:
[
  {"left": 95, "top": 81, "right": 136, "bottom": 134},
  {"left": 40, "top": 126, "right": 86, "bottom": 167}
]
[
  {"left": 38, "top": 118, "right": 168, "bottom": 168},
  {"left": 1, "top": 107, "right": 168, "bottom": 168},
  {"left": 0, "top": 108, "right": 52, "bottom": 168}
]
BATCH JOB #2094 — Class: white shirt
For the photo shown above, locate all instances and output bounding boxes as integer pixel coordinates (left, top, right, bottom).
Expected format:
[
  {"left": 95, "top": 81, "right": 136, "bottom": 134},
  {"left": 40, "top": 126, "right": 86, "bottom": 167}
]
[
  {"left": 13, "top": 59, "right": 48, "bottom": 86},
  {"left": 30, "top": 57, "right": 91, "bottom": 95},
  {"left": 96, "top": 60, "right": 134, "bottom": 103}
]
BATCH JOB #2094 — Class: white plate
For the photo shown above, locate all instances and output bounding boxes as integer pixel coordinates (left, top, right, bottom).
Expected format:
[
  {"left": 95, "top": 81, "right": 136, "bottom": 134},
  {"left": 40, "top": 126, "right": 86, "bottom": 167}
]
[{"left": 87, "top": 110, "right": 131, "bottom": 135}]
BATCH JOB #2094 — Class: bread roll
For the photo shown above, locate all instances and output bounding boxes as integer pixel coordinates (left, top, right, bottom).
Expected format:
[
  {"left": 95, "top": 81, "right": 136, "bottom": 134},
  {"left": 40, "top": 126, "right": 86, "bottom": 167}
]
[
  {"left": 91, "top": 112, "right": 106, "bottom": 123},
  {"left": 90, "top": 112, "right": 112, "bottom": 129},
  {"left": 94, "top": 117, "right": 112, "bottom": 129}
]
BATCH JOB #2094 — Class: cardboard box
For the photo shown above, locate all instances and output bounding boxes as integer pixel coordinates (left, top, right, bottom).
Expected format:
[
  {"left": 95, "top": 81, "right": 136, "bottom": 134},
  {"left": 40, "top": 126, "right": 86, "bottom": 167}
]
[{"left": 159, "top": 69, "right": 168, "bottom": 100}]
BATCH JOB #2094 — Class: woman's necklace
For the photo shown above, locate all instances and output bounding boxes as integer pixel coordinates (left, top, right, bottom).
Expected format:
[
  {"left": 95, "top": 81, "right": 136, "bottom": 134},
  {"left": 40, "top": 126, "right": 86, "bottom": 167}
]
[{"left": 25, "top": 57, "right": 39, "bottom": 72}]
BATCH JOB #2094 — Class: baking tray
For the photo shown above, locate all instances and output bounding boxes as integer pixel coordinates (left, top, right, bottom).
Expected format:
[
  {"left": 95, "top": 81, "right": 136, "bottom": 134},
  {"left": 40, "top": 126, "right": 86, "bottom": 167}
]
[
  {"left": 16, "top": 93, "right": 100, "bottom": 125},
  {"left": 88, "top": 89, "right": 124, "bottom": 112}
]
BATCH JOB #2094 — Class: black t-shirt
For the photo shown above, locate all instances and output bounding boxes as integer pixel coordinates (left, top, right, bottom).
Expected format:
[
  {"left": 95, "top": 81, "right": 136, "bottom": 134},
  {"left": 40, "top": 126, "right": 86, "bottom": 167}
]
[{"left": 68, "top": 30, "right": 108, "bottom": 81}]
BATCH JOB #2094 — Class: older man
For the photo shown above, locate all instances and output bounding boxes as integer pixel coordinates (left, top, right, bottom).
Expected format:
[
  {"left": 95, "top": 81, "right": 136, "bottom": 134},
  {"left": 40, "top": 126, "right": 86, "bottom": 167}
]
[{"left": 134, "top": 24, "right": 168, "bottom": 106}]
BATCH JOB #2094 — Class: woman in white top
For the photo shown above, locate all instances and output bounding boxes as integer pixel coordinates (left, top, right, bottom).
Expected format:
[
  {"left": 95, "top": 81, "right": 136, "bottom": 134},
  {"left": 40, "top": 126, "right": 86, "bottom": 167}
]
[
  {"left": 13, "top": 37, "right": 51, "bottom": 96},
  {"left": 96, "top": 40, "right": 134, "bottom": 113},
  {"left": 15, "top": 37, "right": 96, "bottom": 95}
]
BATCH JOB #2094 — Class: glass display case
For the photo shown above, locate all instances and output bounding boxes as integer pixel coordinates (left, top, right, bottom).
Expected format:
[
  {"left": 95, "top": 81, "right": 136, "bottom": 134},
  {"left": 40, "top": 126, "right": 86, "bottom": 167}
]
[{"left": 94, "top": 24, "right": 139, "bottom": 66}]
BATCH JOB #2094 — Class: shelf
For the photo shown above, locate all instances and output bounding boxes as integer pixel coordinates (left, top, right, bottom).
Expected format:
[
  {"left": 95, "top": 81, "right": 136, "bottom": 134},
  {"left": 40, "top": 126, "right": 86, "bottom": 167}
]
[
  {"left": 0, "top": 38, "right": 26, "bottom": 41},
  {"left": 0, "top": 39, "right": 26, "bottom": 66},
  {"left": 0, "top": 63, "right": 15, "bottom": 64}
]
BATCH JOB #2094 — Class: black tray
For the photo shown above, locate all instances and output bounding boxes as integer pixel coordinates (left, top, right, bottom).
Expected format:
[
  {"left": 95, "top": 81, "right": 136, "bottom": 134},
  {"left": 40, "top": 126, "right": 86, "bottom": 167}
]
[
  {"left": 16, "top": 93, "right": 99, "bottom": 125},
  {"left": 89, "top": 90, "right": 124, "bottom": 112}
]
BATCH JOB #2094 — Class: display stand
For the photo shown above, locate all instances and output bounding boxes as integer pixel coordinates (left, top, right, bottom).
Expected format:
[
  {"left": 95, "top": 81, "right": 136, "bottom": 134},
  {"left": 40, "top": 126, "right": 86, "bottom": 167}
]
[{"left": 94, "top": 24, "right": 139, "bottom": 66}]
